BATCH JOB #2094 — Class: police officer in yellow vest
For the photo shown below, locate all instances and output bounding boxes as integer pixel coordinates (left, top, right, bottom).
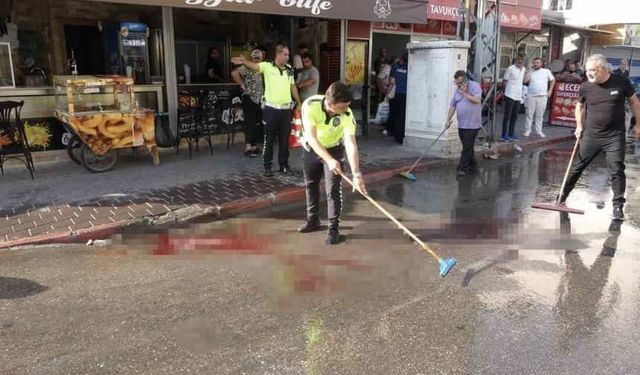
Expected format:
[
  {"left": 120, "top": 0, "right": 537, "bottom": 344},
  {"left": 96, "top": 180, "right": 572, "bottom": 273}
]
[
  {"left": 298, "top": 82, "right": 367, "bottom": 245},
  {"left": 232, "top": 45, "right": 302, "bottom": 176}
]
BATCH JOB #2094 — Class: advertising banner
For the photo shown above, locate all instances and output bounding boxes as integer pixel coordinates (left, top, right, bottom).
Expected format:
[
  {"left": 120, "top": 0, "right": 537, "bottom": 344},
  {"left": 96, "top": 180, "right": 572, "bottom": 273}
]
[{"left": 549, "top": 81, "right": 580, "bottom": 127}]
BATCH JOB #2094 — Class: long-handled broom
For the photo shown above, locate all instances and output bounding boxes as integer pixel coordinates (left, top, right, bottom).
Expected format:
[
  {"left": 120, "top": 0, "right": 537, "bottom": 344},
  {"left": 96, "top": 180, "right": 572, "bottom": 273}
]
[
  {"left": 339, "top": 171, "right": 457, "bottom": 277},
  {"left": 531, "top": 139, "right": 585, "bottom": 215},
  {"left": 398, "top": 128, "right": 448, "bottom": 181}
]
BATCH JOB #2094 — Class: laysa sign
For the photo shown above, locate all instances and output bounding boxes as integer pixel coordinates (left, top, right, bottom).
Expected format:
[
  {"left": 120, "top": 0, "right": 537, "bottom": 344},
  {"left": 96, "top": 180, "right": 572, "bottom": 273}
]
[{"left": 88, "top": 0, "right": 428, "bottom": 23}]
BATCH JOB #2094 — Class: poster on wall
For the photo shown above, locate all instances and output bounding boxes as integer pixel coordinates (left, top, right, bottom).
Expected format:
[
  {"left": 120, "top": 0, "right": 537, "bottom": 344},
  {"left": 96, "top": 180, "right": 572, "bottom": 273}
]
[
  {"left": 549, "top": 82, "right": 580, "bottom": 127},
  {"left": 625, "top": 25, "right": 640, "bottom": 46},
  {"left": 0, "top": 42, "right": 16, "bottom": 88},
  {"left": 1, "top": 117, "right": 67, "bottom": 152},
  {"left": 345, "top": 40, "right": 367, "bottom": 86}
]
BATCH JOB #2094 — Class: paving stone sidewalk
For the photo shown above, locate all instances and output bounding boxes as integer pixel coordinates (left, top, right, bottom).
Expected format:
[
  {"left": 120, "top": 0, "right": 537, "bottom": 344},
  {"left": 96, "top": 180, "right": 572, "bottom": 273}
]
[{"left": 0, "top": 124, "right": 574, "bottom": 249}]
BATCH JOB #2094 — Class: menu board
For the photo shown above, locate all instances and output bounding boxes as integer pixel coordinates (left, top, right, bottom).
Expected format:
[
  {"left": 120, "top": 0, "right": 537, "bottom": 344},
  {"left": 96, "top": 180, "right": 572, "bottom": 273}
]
[{"left": 177, "top": 84, "right": 242, "bottom": 136}]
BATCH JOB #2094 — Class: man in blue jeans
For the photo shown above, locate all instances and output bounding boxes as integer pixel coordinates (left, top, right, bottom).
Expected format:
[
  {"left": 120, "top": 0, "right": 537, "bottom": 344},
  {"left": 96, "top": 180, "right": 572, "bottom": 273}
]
[{"left": 501, "top": 54, "right": 525, "bottom": 142}]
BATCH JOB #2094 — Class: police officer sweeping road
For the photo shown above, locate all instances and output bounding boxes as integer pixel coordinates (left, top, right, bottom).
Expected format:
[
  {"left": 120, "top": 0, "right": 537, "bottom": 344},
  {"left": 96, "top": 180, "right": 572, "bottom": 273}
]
[
  {"left": 560, "top": 54, "right": 640, "bottom": 220},
  {"left": 232, "top": 45, "right": 302, "bottom": 177},
  {"left": 297, "top": 82, "right": 367, "bottom": 245}
]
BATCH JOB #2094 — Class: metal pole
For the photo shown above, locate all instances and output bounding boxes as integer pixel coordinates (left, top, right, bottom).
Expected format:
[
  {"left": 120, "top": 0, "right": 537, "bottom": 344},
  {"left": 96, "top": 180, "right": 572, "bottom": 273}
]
[
  {"left": 456, "top": 0, "right": 464, "bottom": 40},
  {"left": 464, "top": 0, "right": 471, "bottom": 41},
  {"left": 162, "top": 6, "right": 178, "bottom": 136},
  {"left": 340, "top": 19, "right": 346, "bottom": 82},
  {"left": 491, "top": 0, "right": 501, "bottom": 145}
]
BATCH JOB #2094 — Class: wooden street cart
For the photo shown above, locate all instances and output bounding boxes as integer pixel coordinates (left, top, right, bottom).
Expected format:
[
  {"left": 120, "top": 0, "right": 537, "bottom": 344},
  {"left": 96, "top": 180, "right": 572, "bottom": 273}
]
[{"left": 53, "top": 75, "right": 159, "bottom": 173}]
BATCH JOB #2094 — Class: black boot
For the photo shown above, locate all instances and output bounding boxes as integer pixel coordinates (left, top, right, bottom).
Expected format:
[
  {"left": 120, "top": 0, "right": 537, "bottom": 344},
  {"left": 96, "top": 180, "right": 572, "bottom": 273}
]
[
  {"left": 263, "top": 166, "right": 274, "bottom": 177},
  {"left": 613, "top": 205, "right": 624, "bottom": 221},
  {"left": 279, "top": 165, "right": 291, "bottom": 174},
  {"left": 298, "top": 217, "right": 321, "bottom": 233},
  {"left": 325, "top": 225, "right": 341, "bottom": 245}
]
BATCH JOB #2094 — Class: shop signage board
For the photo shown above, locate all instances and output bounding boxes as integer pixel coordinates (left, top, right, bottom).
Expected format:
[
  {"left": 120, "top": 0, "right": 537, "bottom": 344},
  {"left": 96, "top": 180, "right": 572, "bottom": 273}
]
[
  {"left": 88, "top": 0, "right": 428, "bottom": 24},
  {"left": 488, "top": 0, "right": 543, "bottom": 30},
  {"left": 426, "top": 0, "right": 542, "bottom": 30},
  {"left": 426, "top": 0, "right": 462, "bottom": 22},
  {"left": 549, "top": 81, "right": 580, "bottom": 127}
]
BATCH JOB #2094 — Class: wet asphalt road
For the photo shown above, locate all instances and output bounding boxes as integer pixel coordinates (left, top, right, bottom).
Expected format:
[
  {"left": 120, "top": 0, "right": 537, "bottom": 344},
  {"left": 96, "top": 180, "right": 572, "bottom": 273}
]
[{"left": 2, "top": 141, "right": 640, "bottom": 374}]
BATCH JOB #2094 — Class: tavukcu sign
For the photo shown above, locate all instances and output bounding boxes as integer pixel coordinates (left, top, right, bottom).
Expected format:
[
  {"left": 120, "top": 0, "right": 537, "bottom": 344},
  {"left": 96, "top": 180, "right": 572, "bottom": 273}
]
[{"left": 87, "top": 0, "right": 428, "bottom": 24}]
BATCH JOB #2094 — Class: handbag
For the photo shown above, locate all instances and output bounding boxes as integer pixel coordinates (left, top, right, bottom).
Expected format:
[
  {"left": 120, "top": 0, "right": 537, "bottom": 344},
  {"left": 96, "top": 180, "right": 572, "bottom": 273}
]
[{"left": 155, "top": 112, "right": 175, "bottom": 148}]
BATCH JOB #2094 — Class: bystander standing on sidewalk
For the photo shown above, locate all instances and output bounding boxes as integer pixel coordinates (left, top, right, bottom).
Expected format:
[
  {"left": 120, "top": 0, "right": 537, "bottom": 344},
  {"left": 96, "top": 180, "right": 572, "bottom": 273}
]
[
  {"left": 560, "top": 54, "right": 640, "bottom": 220},
  {"left": 296, "top": 53, "right": 320, "bottom": 103},
  {"left": 231, "top": 49, "right": 265, "bottom": 158},
  {"left": 613, "top": 58, "right": 634, "bottom": 137},
  {"left": 298, "top": 82, "right": 367, "bottom": 245},
  {"left": 445, "top": 71, "right": 482, "bottom": 177},
  {"left": 502, "top": 54, "right": 526, "bottom": 142},
  {"left": 613, "top": 58, "right": 631, "bottom": 79},
  {"left": 390, "top": 52, "right": 408, "bottom": 144},
  {"left": 523, "top": 57, "right": 555, "bottom": 138},
  {"left": 232, "top": 45, "right": 302, "bottom": 177},
  {"left": 292, "top": 43, "right": 309, "bottom": 80},
  {"left": 557, "top": 60, "right": 584, "bottom": 83}
]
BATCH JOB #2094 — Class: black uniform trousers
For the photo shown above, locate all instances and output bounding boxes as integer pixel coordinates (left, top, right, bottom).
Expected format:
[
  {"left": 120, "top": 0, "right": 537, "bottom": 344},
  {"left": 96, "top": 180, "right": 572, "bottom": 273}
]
[
  {"left": 562, "top": 132, "right": 626, "bottom": 207},
  {"left": 262, "top": 105, "right": 291, "bottom": 169},
  {"left": 243, "top": 96, "right": 262, "bottom": 146},
  {"left": 391, "top": 93, "right": 407, "bottom": 144},
  {"left": 302, "top": 145, "right": 345, "bottom": 228}
]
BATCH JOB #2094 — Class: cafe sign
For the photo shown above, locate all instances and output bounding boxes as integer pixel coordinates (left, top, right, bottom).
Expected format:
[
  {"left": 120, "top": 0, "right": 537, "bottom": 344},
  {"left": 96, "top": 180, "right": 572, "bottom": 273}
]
[{"left": 89, "top": 0, "right": 428, "bottom": 24}]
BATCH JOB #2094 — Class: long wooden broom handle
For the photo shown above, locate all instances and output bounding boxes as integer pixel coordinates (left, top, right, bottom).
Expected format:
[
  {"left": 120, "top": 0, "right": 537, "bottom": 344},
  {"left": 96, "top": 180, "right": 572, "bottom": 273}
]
[
  {"left": 556, "top": 138, "right": 580, "bottom": 203},
  {"left": 405, "top": 128, "right": 448, "bottom": 174},
  {"left": 338, "top": 171, "right": 442, "bottom": 261}
]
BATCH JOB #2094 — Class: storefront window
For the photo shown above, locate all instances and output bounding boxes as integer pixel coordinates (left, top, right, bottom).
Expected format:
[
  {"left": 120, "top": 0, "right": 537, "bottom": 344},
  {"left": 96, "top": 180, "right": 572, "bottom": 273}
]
[{"left": 4, "top": 0, "right": 161, "bottom": 87}]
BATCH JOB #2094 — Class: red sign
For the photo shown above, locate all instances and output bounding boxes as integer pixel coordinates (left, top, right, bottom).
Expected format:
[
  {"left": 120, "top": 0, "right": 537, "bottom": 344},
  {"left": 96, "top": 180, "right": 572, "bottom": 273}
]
[
  {"left": 499, "top": 7, "right": 541, "bottom": 30},
  {"left": 371, "top": 22, "right": 412, "bottom": 32},
  {"left": 487, "top": 0, "right": 542, "bottom": 30},
  {"left": 549, "top": 81, "right": 580, "bottom": 127},
  {"left": 442, "top": 21, "right": 457, "bottom": 35},
  {"left": 413, "top": 20, "right": 443, "bottom": 35},
  {"left": 427, "top": 0, "right": 460, "bottom": 22}
]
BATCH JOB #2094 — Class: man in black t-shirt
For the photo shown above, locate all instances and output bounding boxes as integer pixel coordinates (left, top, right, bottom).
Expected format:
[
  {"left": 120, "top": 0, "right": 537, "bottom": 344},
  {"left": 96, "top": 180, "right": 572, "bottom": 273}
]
[{"left": 560, "top": 54, "right": 640, "bottom": 220}]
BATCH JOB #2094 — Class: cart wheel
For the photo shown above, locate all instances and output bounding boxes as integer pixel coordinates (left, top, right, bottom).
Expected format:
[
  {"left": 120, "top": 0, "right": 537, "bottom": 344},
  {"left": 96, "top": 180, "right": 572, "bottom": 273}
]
[
  {"left": 66, "top": 135, "right": 82, "bottom": 165},
  {"left": 80, "top": 144, "right": 118, "bottom": 173}
]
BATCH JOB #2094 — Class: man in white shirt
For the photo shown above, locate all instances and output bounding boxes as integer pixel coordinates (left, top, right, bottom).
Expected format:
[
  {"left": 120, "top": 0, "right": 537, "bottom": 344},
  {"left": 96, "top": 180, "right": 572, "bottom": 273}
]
[
  {"left": 501, "top": 54, "right": 526, "bottom": 142},
  {"left": 523, "top": 57, "right": 555, "bottom": 138}
]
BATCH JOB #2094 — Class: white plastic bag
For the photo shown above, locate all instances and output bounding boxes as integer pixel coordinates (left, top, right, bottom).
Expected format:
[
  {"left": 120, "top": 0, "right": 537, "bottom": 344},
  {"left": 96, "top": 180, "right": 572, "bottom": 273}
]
[
  {"left": 386, "top": 84, "right": 396, "bottom": 100},
  {"left": 372, "top": 100, "right": 389, "bottom": 124}
]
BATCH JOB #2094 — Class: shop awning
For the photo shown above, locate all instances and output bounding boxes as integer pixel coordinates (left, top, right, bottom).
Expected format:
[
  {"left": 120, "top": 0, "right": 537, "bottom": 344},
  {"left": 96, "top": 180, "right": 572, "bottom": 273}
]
[
  {"left": 87, "top": 0, "right": 429, "bottom": 24},
  {"left": 542, "top": 20, "right": 618, "bottom": 35}
]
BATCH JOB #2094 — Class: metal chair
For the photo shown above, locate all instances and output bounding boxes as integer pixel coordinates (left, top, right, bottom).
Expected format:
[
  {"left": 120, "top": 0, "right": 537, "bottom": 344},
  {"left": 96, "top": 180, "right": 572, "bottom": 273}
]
[{"left": 0, "top": 100, "right": 35, "bottom": 179}]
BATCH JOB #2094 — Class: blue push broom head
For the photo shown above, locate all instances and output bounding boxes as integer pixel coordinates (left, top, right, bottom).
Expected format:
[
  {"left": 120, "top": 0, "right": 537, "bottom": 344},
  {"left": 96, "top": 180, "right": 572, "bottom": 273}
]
[
  {"left": 439, "top": 258, "right": 457, "bottom": 277},
  {"left": 398, "top": 171, "right": 417, "bottom": 181}
]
